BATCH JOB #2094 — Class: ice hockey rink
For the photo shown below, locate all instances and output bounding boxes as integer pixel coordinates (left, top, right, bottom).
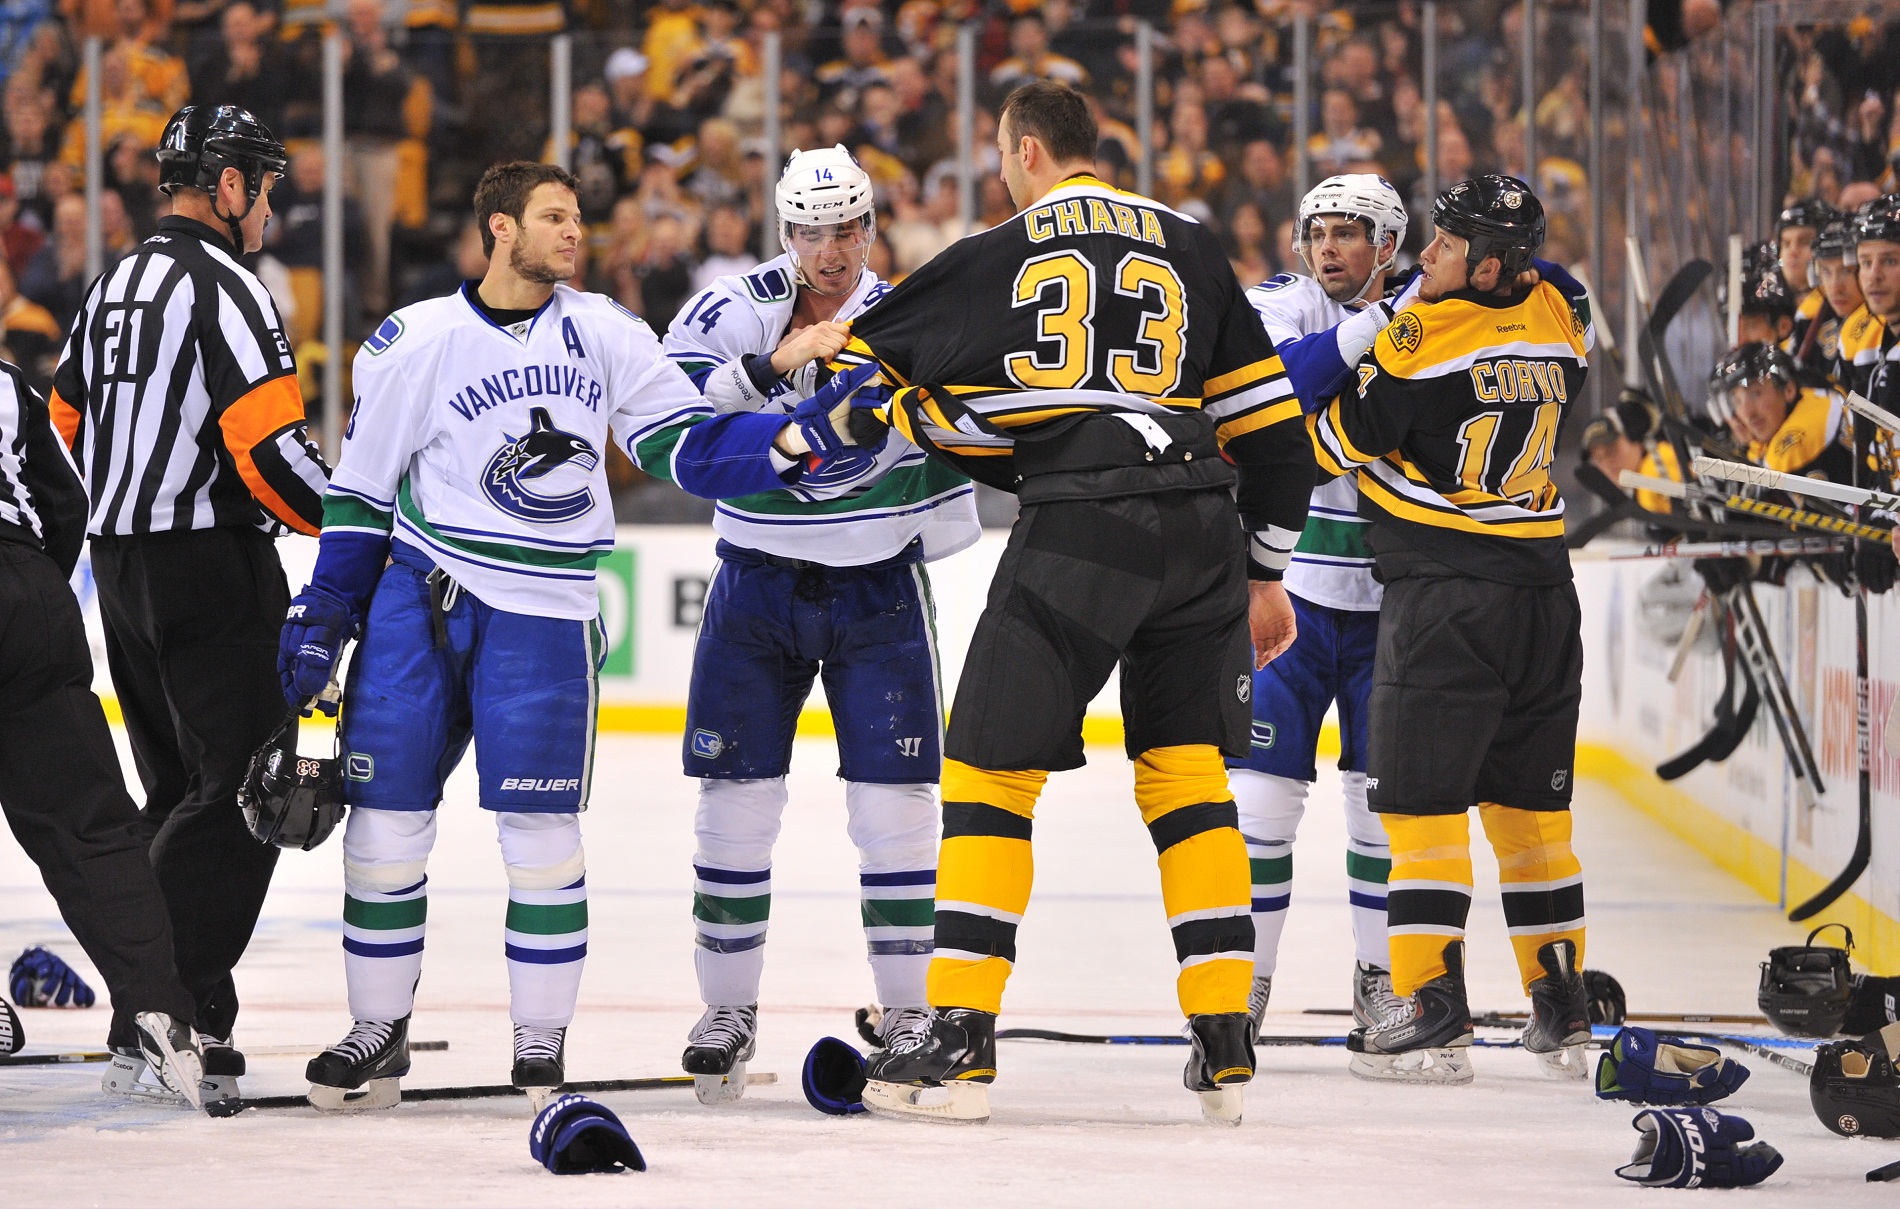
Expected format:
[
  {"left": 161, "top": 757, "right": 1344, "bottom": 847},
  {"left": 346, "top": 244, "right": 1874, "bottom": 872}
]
[{"left": 2, "top": 728, "right": 1891, "bottom": 1207}]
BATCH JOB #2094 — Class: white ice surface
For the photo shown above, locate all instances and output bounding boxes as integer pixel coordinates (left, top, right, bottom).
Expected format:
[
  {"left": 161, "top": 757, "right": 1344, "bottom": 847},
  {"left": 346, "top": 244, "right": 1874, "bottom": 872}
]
[{"left": 2, "top": 735, "right": 1892, "bottom": 1206}]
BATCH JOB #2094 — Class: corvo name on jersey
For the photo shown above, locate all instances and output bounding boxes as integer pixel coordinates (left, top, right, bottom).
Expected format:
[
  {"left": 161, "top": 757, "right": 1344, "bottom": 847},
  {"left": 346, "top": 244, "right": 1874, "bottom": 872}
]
[
  {"left": 1024, "top": 197, "right": 1167, "bottom": 248},
  {"left": 446, "top": 365, "right": 605, "bottom": 421},
  {"left": 1468, "top": 358, "right": 1570, "bottom": 405}
]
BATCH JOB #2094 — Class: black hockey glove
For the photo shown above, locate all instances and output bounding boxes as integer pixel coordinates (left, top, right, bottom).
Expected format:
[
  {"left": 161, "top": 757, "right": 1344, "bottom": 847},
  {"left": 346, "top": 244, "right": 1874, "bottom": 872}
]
[
  {"left": 1692, "top": 557, "right": 1751, "bottom": 595},
  {"left": 1857, "top": 540, "right": 1898, "bottom": 594}
]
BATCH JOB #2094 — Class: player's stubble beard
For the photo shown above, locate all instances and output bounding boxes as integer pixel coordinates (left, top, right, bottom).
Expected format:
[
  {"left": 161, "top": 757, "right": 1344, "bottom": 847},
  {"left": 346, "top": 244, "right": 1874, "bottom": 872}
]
[{"left": 511, "top": 238, "right": 571, "bottom": 286}]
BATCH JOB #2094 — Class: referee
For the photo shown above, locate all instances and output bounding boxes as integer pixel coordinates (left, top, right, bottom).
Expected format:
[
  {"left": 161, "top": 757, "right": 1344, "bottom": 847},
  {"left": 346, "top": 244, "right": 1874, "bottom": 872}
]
[
  {"left": 0, "top": 356, "right": 207, "bottom": 1106},
  {"left": 47, "top": 104, "right": 330, "bottom": 1086}
]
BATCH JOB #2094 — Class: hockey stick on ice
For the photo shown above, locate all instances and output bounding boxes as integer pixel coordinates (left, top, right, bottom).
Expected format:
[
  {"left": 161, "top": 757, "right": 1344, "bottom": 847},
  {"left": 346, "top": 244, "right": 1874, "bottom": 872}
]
[
  {"left": 217, "top": 1070, "right": 779, "bottom": 1113},
  {"left": 993, "top": 1027, "right": 1544, "bottom": 1050},
  {"left": 0, "top": 1040, "right": 450, "bottom": 1067},
  {"left": 1694, "top": 1034, "right": 1815, "bottom": 1078},
  {"left": 1302, "top": 1008, "right": 1772, "bottom": 1026}
]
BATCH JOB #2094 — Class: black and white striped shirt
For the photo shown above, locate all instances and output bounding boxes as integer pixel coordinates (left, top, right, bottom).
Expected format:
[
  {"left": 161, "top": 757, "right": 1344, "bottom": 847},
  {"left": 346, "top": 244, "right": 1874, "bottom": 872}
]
[
  {"left": 49, "top": 216, "right": 329, "bottom": 537},
  {"left": 0, "top": 357, "right": 88, "bottom": 576}
]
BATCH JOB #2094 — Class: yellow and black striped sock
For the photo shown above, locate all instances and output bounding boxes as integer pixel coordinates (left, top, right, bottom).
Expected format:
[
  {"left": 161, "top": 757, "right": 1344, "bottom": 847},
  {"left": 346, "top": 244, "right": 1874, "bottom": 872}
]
[
  {"left": 1478, "top": 803, "right": 1586, "bottom": 993},
  {"left": 1133, "top": 745, "right": 1253, "bottom": 1018},
  {"left": 926, "top": 760, "right": 1047, "bottom": 1015},
  {"left": 1381, "top": 812, "right": 1474, "bottom": 998}
]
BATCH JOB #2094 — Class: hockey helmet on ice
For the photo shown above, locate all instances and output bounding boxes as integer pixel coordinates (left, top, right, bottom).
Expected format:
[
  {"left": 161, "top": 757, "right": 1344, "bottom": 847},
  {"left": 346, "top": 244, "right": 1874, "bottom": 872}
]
[
  {"left": 1810, "top": 1022, "right": 1900, "bottom": 1138},
  {"left": 1759, "top": 923, "right": 1854, "bottom": 1038},
  {"left": 238, "top": 714, "right": 345, "bottom": 851},
  {"left": 1430, "top": 174, "right": 1545, "bottom": 281}
]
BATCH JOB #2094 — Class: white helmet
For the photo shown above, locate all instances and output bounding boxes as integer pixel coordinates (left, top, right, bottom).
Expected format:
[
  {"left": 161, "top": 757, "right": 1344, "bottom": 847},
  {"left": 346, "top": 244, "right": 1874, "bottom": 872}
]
[
  {"left": 777, "top": 145, "right": 877, "bottom": 295},
  {"left": 1293, "top": 173, "right": 1409, "bottom": 297}
]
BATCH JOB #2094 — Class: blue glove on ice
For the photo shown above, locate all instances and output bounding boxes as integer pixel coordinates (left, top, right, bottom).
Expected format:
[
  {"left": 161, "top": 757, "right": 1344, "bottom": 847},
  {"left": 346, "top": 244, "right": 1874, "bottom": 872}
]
[
  {"left": 529, "top": 1094, "right": 645, "bottom": 1174},
  {"left": 10, "top": 946, "right": 96, "bottom": 1008},
  {"left": 1615, "top": 1107, "right": 1782, "bottom": 1188},
  {"left": 279, "top": 586, "right": 355, "bottom": 715},
  {"left": 1594, "top": 1026, "right": 1750, "bottom": 1105},
  {"left": 802, "top": 1036, "right": 868, "bottom": 1115}
]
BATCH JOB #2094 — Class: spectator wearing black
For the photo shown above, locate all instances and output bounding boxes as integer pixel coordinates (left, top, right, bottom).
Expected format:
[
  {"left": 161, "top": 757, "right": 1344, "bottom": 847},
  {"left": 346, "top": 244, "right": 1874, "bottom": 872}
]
[
  {"left": 19, "top": 193, "right": 91, "bottom": 336},
  {"left": 634, "top": 211, "right": 695, "bottom": 333},
  {"left": 262, "top": 145, "right": 366, "bottom": 342},
  {"left": 4, "top": 88, "right": 58, "bottom": 227},
  {"left": 815, "top": 8, "right": 891, "bottom": 108},
  {"left": 339, "top": 0, "right": 411, "bottom": 316},
  {"left": 1201, "top": 54, "right": 1278, "bottom": 155},
  {"left": 187, "top": 2, "right": 287, "bottom": 133},
  {"left": 1225, "top": 137, "right": 1294, "bottom": 237}
]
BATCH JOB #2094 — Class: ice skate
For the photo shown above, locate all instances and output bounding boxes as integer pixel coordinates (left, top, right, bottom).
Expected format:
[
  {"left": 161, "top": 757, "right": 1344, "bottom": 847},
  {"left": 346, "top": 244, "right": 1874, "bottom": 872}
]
[
  {"left": 1353, "top": 961, "right": 1408, "bottom": 1030},
  {"left": 1523, "top": 939, "right": 1592, "bottom": 1079},
  {"left": 197, "top": 1033, "right": 245, "bottom": 1108},
  {"left": 512, "top": 1025, "right": 566, "bottom": 1111},
  {"left": 1185, "top": 1012, "right": 1254, "bottom": 1126},
  {"left": 861, "top": 1007, "right": 995, "bottom": 1124},
  {"left": 133, "top": 1012, "right": 205, "bottom": 1110},
  {"left": 872, "top": 1005, "right": 933, "bottom": 1053},
  {"left": 102, "top": 1044, "right": 196, "bottom": 1106},
  {"left": 1245, "top": 976, "right": 1272, "bottom": 1044},
  {"left": 1346, "top": 941, "right": 1475, "bottom": 1085},
  {"left": 305, "top": 1016, "right": 410, "bottom": 1112},
  {"left": 682, "top": 1004, "right": 756, "bottom": 1105}
]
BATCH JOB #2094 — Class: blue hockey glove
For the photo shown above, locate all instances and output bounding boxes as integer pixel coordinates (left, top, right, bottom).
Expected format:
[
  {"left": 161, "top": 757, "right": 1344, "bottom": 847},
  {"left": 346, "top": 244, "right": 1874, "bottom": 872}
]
[
  {"left": 1594, "top": 1027, "right": 1749, "bottom": 1105},
  {"left": 279, "top": 586, "right": 355, "bottom": 715},
  {"left": 787, "top": 363, "right": 886, "bottom": 457},
  {"left": 529, "top": 1094, "right": 645, "bottom": 1174},
  {"left": 1614, "top": 1107, "right": 1783, "bottom": 1188},
  {"left": 10, "top": 946, "right": 96, "bottom": 1008},
  {"left": 802, "top": 1036, "right": 868, "bottom": 1115}
]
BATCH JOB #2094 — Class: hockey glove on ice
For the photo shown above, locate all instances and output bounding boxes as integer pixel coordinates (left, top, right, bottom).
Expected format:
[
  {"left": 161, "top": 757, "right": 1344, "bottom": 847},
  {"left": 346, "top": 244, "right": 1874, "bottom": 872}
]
[
  {"left": 529, "top": 1094, "right": 645, "bottom": 1174},
  {"left": 1614, "top": 1107, "right": 1782, "bottom": 1188},
  {"left": 1594, "top": 1027, "right": 1750, "bottom": 1105},
  {"left": 279, "top": 586, "right": 356, "bottom": 715},
  {"left": 802, "top": 1036, "right": 868, "bottom": 1115},
  {"left": 9, "top": 946, "right": 96, "bottom": 1008}
]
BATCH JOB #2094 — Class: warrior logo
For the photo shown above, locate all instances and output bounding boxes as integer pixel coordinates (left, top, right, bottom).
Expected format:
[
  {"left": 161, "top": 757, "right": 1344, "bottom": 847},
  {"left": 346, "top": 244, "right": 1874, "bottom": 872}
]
[
  {"left": 1390, "top": 311, "right": 1424, "bottom": 354},
  {"left": 482, "top": 406, "right": 599, "bottom": 524}
]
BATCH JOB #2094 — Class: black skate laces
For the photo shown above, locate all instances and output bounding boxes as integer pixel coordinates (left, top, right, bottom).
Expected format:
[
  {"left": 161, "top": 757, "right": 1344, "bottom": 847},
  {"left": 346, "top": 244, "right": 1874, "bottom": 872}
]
[
  {"left": 513, "top": 1025, "right": 564, "bottom": 1062},
  {"left": 688, "top": 1006, "right": 756, "bottom": 1050},
  {"left": 331, "top": 1020, "right": 398, "bottom": 1063}
]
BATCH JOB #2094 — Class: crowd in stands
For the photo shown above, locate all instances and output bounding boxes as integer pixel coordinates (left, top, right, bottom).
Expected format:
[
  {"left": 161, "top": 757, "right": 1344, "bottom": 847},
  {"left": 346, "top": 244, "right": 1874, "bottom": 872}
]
[{"left": 0, "top": 0, "right": 1892, "bottom": 508}]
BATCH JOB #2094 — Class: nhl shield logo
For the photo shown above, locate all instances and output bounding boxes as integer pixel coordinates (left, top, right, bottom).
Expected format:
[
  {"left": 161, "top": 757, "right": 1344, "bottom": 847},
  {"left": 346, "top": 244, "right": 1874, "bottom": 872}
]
[
  {"left": 1390, "top": 311, "right": 1424, "bottom": 354},
  {"left": 1236, "top": 674, "right": 1252, "bottom": 703},
  {"left": 1551, "top": 768, "right": 1569, "bottom": 791}
]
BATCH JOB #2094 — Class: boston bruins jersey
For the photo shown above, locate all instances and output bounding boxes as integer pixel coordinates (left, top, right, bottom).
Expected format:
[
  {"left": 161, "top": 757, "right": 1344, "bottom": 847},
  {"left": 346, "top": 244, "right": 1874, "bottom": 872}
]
[
  {"left": 839, "top": 173, "right": 1313, "bottom": 553},
  {"left": 1833, "top": 304, "right": 1899, "bottom": 488},
  {"left": 1748, "top": 384, "right": 1851, "bottom": 483},
  {"left": 1310, "top": 279, "right": 1592, "bottom": 585}
]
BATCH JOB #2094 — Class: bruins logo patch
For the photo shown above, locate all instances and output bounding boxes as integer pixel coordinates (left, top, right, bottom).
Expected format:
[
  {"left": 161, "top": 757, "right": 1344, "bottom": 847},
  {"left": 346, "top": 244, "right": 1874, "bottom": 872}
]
[{"left": 1390, "top": 311, "right": 1424, "bottom": 354}]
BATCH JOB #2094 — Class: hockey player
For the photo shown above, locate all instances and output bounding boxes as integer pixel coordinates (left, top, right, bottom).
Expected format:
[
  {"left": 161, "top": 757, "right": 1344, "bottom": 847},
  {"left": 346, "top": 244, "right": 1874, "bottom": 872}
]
[
  {"left": 279, "top": 162, "right": 708, "bottom": 1111},
  {"left": 1231, "top": 174, "right": 1414, "bottom": 1038},
  {"left": 1780, "top": 198, "right": 1840, "bottom": 353},
  {"left": 1709, "top": 343, "right": 1852, "bottom": 484},
  {"left": 1735, "top": 244, "right": 1799, "bottom": 351},
  {"left": 797, "top": 82, "right": 1314, "bottom": 1124},
  {"left": 653, "top": 147, "right": 979, "bottom": 1098},
  {"left": 1840, "top": 196, "right": 1900, "bottom": 594},
  {"left": 1795, "top": 217, "right": 1863, "bottom": 374},
  {"left": 1309, "top": 175, "right": 1595, "bottom": 1084}
]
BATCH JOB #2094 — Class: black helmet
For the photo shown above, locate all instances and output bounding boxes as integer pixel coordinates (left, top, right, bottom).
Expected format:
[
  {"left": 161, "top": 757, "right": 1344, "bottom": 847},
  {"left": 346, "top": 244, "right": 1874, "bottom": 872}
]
[
  {"left": 1710, "top": 341, "right": 1797, "bottom": 397},
  {"left": 1727, "top": 241, "right": 1795, "bottom": 318},
  {"left": 1759, "top": 923, "right": 1854, "bottom": 1038},
  {"left": 1812, "top": 218, "right": 1856, "bottom": 267},
  {"left": 237, "top": 715, "right": 345, "bottom": 851},
  {"left": 156, "top": 104, "right": 287, "bottom": 201},
  {"left": 1777, "top": 197, "right": 1840, "bottom": 234},
  {"left": 1856, "top": 195, "right": 1900, "bottom": 249},
  {"left": 1431, "top": 174, "right": 1546, "bottom": 281},
  {"left": 1810, "top": 1025, "right": 1900, "bottom": 1138}
]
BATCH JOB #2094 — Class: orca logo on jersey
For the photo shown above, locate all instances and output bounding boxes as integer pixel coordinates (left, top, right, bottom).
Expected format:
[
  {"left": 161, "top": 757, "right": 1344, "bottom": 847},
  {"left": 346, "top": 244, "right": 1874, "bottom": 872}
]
[{"left": 482, "top": 407, "right": 599, "bottom": 524}]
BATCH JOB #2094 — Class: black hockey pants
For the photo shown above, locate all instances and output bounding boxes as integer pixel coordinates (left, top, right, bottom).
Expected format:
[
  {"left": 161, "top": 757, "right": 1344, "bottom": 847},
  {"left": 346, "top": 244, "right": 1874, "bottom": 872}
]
[
  {"left": 0, "top": 540, "right": 195, "bottom": 1046},
  {"left": 90, "top": 527, "right": 288, "bottom": 1041}
]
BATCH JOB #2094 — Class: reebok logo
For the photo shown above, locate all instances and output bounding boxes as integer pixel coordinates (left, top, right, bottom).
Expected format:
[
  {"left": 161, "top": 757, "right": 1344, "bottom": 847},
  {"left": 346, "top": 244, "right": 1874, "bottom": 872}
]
[{"left": 500, "top": 777, "right": 581, "bottom": 792}]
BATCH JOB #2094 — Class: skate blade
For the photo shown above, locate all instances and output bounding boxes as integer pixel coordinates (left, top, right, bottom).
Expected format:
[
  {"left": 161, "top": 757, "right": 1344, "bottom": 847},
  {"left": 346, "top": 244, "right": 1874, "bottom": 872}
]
[
  {"left": 101, "top": 1053, "right": 149, "bottom": 1097},
  {"left": 1198, "top": 1085, "right": 1244, "bottom": 1126},
  {"left": 861, "top": 1078, "right": 990, "bottom": 1124},
  {"left": 693, "top": 1061, "right": 748, "bottom": 1105},
  {"left": 1348, "top": 1047, "right": 1474, "bottom": 1085},
  {"left": 1532, "top": 1043, "right": 1590, "bottom": 1080},
  {"left": 307, "top": 1078, "right": 402, "bottom": 1113},
  {"left": 199, "top": 1074, "right": 242, "bottom": 1108},
  {"left": 524, "top": 1085, "right": 559, "bottom": 1113}
]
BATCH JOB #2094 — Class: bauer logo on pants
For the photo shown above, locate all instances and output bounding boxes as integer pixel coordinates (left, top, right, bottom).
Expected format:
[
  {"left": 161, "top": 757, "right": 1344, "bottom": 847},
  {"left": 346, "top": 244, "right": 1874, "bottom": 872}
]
[{"left": 499, "top": 778, "right": 582, "bottom": 792}]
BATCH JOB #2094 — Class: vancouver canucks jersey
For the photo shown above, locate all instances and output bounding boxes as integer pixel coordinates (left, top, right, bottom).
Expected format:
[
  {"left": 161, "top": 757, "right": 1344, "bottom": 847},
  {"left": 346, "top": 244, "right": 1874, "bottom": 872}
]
[
  {"left": 656, "top": 254, "right": 978, "bottom": 565},
  {"left": 1310, "top": 279, "right": 1592, "bottom": 585},
  {"left": 327, "top": 282, "right": 706, "bottom": 620},
  {"left": 1246, "top": 272, "right": 1388, "bottom": 611},
  {"left": 838, "top": 174, "right": 1312, "bottom": 550}
]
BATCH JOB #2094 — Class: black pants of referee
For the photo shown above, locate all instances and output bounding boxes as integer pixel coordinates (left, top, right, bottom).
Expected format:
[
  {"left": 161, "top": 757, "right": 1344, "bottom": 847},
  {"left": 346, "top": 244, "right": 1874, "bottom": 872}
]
[
  {"left": 0, "top": 540, "right": 195, "bottom": 1048},
  {"left": 90, "top": 527, "right": 289, "bottom": 1042}
]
